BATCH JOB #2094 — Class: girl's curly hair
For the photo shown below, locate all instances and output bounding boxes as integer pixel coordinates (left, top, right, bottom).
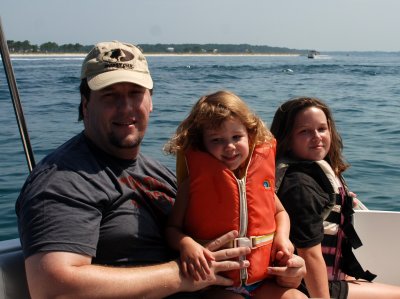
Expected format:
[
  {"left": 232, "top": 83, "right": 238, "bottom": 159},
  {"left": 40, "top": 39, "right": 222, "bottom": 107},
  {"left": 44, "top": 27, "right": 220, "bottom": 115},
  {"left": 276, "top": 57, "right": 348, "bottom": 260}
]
[{"left": 164, "top": 90, "right": 274, "bottom": 155}]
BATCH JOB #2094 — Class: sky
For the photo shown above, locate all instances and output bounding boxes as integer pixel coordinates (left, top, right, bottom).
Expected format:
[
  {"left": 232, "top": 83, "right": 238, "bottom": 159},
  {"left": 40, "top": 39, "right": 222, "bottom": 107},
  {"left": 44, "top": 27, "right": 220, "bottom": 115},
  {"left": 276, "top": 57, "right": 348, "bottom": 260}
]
[{"left": 2, "top": 0, "right": 400, "bottom": 52}]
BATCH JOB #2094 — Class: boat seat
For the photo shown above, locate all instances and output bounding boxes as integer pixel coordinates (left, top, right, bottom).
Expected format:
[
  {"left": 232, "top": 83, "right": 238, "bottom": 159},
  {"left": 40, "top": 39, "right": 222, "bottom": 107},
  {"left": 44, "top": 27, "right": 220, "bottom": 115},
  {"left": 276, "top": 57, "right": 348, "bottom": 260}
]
[{"left": 0, "top": 239, "right": 30, "bottom": 299}]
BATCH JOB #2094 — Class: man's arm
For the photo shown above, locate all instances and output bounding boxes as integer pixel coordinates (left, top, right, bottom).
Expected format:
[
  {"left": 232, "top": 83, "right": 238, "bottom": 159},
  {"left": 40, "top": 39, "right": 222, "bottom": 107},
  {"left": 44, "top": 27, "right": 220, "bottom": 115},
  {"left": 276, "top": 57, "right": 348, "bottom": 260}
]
[
  {"left": 26, "top": 252, "right": 184, "bottom": 299},
  {"left": 25, "top": 231, "right": 251, "bottom": 299}
]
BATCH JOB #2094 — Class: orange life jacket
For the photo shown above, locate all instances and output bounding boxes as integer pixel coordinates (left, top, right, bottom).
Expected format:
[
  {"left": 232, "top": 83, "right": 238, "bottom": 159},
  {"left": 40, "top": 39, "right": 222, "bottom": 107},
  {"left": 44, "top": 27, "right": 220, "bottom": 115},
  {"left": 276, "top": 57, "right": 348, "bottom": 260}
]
[{"left": 184, "top": 142, "right": 277, "bottom": 286}]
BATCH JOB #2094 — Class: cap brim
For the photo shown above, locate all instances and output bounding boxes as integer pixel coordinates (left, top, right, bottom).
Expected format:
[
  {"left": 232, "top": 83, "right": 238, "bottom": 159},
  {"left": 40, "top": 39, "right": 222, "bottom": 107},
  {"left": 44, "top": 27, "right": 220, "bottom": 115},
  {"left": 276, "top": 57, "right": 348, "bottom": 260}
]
[{"left": 87, "top": 69, "right": 153, "bottom": 91}]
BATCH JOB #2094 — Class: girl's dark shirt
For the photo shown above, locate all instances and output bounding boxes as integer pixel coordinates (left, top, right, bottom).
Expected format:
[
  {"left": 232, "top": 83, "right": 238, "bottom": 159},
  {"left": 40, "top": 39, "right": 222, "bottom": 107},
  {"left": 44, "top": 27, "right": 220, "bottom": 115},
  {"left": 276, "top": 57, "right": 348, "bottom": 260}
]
[{"left": 277, "top": 166, "right": 333, "bottom": 249}]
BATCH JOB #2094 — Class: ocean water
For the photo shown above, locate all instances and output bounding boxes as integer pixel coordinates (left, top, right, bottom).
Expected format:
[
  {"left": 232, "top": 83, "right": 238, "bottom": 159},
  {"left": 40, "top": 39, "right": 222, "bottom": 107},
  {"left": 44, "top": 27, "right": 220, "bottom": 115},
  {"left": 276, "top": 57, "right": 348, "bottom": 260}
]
[{"left": 1, "top": 52, "right": 399, "bottom": 241}]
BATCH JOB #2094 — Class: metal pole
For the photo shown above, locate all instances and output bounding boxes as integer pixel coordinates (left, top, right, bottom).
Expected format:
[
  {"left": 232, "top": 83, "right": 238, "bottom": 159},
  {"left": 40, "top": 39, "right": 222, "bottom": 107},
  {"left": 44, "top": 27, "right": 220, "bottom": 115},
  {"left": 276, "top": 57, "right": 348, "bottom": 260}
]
[{"left": 0, "top": 17, "right": 35, "bottom": 172}]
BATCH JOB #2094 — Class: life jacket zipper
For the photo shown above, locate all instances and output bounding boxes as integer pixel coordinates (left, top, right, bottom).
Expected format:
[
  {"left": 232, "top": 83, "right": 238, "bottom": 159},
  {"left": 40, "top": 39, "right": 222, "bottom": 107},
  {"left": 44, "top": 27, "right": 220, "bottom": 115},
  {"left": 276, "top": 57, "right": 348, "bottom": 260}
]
[{"left": 237, "top": 177, "right": 248, "bottom": 283}]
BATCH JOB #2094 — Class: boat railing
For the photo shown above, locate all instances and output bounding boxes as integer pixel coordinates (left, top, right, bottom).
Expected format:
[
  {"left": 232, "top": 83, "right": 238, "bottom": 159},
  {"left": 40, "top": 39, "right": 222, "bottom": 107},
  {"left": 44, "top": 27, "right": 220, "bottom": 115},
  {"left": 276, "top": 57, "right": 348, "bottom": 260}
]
[{"left": 0, "top": 17, "right": 35, "bottom": 173}]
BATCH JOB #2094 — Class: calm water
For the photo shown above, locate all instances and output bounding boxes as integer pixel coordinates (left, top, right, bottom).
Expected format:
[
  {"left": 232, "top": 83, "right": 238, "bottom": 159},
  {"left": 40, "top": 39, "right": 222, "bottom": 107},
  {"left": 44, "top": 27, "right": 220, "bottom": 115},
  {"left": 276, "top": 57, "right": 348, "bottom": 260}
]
[{"left": 1, "top": 52, "right": 399, "bottom": 240}]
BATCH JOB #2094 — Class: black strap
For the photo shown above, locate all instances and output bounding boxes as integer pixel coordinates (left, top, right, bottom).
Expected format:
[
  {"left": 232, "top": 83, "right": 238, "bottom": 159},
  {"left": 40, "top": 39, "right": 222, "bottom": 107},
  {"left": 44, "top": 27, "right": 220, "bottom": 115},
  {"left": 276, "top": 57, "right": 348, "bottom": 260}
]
[{"left": 341, "top": 241, "right": 377, "bottom": 281}]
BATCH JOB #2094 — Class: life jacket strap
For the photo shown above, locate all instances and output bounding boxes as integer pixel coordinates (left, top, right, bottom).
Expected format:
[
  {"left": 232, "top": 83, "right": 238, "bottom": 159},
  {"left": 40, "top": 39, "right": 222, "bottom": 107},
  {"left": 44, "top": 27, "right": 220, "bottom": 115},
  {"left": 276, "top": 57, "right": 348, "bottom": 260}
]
[
  {"left": 226, "top": 233, "right": 275, "bottom": 249},
  {"left": 342, "top": 243, "right": 377, "bottom": 282}
]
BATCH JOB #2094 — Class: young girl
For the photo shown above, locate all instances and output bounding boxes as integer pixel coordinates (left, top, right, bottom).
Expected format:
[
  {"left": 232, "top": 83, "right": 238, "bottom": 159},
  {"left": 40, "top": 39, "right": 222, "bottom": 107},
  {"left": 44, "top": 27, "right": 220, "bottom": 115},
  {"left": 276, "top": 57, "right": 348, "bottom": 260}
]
[
  {"left": 164, "top": 91, "right": 306, "bottom": 299},
  {"left": 270, "top": 96, "right": 400, "bottom": 299}
]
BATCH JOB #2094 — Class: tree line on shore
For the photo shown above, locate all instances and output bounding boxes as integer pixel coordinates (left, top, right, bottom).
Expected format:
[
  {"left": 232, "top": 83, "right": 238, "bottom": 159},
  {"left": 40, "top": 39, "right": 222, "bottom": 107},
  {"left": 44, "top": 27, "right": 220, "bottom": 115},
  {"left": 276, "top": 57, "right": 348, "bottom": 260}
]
[{"left": 7, "top": 40, "right": 307, "bottom": 55}]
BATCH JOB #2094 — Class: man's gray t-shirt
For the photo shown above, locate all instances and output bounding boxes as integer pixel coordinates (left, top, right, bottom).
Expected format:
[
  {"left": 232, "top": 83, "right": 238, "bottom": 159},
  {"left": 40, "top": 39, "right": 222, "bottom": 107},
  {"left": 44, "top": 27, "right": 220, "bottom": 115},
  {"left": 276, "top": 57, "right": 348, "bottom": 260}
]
[{"left": 16, "top": 132, "right": 177, "bottom": 266}]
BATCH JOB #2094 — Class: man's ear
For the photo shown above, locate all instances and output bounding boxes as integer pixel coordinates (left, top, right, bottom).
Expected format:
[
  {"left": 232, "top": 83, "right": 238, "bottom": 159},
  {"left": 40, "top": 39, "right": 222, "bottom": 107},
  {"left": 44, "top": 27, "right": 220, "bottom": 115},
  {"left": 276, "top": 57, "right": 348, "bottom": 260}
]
[{"left": 81, "top": 95, "right": 89, "bottom": 118}]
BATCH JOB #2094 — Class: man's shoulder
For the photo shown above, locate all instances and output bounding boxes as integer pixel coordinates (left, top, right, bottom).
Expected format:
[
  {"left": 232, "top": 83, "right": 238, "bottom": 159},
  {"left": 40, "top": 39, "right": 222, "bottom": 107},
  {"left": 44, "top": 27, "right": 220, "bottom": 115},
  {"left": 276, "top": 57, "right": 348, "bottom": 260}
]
[
  {"left": 27, "top": 133, "right": 103, "bottom": 185},
  {"left": 136, "top": 153, "right": 176, "bottom": 185},
  {"left": 17, "top": 133, "right": 117, "bottom": 208},
  {"left": 137, "top": 153, "right": 171, "bottom": 171},
  {"left": 39, "top": 133, "right": 93, "bottom": 169}
]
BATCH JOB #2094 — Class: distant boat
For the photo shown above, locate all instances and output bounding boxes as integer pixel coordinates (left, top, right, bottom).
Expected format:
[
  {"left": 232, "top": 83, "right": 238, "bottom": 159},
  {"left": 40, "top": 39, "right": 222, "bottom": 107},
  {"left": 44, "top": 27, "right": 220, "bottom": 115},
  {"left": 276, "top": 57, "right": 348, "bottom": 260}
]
[
  {"left": 307, "top": 50, "right": 331, "bottom": 60},
  {"left": 307, "top": 50, "right": 320, "bottom": 59}
]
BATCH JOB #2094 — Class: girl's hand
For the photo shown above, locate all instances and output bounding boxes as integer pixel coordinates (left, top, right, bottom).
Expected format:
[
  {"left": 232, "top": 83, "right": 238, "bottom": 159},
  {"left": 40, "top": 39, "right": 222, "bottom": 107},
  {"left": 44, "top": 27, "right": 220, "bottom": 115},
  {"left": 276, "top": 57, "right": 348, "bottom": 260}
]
[
  {"left": 180, "top": 237, "right": 215, "bottom": 281},
  {"left": 348, "top": 191, "right": 361, "bottom": 208},
  {"left": 271, "top": 233, "right": 294, "bottom": 266}
]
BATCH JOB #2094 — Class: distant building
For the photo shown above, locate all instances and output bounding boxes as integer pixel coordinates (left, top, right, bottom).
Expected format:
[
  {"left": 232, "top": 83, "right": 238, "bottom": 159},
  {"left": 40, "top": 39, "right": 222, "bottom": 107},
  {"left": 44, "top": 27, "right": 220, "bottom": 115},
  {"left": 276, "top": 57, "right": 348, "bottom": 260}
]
[{"left": 166, "top": 47, "right": 174, "bottom": 52}]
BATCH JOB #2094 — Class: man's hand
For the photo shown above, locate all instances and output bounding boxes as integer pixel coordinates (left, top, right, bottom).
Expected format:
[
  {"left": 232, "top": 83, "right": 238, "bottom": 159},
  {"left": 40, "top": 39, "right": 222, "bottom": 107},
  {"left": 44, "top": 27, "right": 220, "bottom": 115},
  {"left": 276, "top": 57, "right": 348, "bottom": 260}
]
[
  {"left": 182, "top": 230, "right": 251, "bottom": 291},
  {"left": 207, "top": 230, "right": 251, "bottom": 282}
]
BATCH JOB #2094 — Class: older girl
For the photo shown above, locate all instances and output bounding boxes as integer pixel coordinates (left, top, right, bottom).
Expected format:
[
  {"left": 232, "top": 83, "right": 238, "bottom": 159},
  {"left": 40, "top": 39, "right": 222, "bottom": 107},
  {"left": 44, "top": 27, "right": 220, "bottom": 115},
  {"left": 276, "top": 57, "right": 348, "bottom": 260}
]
[{"left": 271, "top": 96, "right": 400, "bottom": 299}]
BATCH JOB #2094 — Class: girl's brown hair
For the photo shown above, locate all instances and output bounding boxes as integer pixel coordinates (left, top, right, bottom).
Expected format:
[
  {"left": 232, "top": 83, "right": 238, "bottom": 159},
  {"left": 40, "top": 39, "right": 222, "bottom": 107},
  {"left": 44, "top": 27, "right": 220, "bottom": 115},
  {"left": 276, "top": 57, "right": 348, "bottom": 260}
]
[
  {"left": 270, "top": 96, "right": 349, "bottom": 175},
  {"left": 164, "top": 90, "right": 274, "bottom": 155}
]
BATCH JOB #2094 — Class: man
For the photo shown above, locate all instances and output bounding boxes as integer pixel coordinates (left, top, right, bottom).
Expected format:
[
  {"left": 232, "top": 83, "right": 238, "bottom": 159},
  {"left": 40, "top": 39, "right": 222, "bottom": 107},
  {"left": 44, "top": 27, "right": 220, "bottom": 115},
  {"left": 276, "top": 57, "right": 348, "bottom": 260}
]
[{"left": 16, "top": 41, "right": 305, "bottom": 298}]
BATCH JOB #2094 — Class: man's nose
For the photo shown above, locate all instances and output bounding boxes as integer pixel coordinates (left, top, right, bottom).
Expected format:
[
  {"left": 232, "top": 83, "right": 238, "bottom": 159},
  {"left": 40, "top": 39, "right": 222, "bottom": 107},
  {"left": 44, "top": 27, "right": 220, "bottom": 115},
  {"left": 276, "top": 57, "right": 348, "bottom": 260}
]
[{"left": 117, "top": 96, "right": 134, "bottom": 111}]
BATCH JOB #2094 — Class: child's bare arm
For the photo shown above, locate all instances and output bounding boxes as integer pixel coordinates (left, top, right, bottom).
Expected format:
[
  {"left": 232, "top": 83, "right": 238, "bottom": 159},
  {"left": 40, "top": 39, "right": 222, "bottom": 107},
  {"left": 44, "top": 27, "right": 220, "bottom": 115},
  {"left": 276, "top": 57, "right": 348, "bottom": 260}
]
[
  {"left": 166, "top": 179, "right": 190, "bottom": 250},
  {"left": 272, "top": 194, "right": 294, "bottom": 264},
  {"left": 165, "top": 179, "right": 214, "bottom": 280}
]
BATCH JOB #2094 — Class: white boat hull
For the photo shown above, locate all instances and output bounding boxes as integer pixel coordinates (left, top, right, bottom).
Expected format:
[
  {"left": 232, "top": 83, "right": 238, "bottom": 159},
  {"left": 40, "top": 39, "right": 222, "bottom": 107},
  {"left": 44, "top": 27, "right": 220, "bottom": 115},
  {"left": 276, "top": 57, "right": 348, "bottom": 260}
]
[{"left": 353, "top": 209, "right": 400, "bottom": 286}]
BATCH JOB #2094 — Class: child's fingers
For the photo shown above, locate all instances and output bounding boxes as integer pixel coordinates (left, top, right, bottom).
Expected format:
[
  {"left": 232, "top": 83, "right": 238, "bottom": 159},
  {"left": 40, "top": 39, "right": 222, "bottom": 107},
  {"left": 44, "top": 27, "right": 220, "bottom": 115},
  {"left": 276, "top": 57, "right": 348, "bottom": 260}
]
[
  {"left": 275, "top": 249, "right": 293, "bottom": 266},
  {"left": 353, "top": 197, "right": 359, "bottom": 208},
  {"left": 288, "top": 242, "right": 295, "bottom": 254},
  {"left": 199, "top": 256, "right": 211, "bottom": 275},
  {"left": 270, "top": 246, "right": 277, "bottom": 262},
  {"left": 181, "top": 261, "right": 189, "bottom": 277},
  {"left": 188, "top": 262, "right": 200, "bottom": 281},
  {"left": 274, "top": 250, "right": 284, "bottom": 262},
  {"left": 203, "top": 248, "right": 216, "bottom": 261},
  {"left": 281, "top": 246, "right": 291, "bottom": 256},
  {"left": 198, "top": 267, "right": 207, "bottom": 280},
  {"left": 192, "top": 258, "right": 208, "bottom": 280},
  {"left": 349, "top": 191, "right": 357, "bottom": 198}
]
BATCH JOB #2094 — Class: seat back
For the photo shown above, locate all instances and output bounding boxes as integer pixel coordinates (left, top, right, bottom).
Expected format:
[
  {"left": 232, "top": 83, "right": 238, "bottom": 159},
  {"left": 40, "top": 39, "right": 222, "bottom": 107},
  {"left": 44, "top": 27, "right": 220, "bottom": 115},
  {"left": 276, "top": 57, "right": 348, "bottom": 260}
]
[{"left": 0, "top": 239, "right": 30, "bottom": 299}]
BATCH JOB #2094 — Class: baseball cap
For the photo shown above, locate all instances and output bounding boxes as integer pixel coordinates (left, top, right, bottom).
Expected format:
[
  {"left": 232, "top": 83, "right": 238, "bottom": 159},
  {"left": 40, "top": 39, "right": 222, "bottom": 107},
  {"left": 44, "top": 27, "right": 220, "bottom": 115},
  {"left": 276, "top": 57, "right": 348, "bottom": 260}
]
[{"left": 81, "top": 41, "right": 153, "bottom": 90}]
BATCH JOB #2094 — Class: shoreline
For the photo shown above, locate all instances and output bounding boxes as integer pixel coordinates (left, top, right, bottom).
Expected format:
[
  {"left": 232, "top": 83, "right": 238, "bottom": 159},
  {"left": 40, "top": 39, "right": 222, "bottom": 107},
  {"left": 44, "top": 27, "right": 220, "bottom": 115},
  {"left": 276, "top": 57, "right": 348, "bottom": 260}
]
[{"left": 10, "top": 53, "right": 301, "bottom": 58}]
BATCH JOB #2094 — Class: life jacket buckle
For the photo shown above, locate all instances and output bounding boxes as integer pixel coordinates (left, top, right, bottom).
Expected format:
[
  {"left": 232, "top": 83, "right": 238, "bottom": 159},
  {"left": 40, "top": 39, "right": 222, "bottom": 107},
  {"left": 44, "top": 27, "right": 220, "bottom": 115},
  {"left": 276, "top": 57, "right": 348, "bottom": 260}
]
[{"left": 234, "top": 237, "right": 252, "bottom": 248}]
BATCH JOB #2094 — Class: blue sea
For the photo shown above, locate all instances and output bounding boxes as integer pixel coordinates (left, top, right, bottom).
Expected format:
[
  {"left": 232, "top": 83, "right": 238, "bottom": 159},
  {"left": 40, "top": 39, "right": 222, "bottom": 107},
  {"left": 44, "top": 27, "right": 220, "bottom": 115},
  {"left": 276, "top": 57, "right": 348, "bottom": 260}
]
[{"left": 1, "top": 52, "right": 399, "bottom": 241}]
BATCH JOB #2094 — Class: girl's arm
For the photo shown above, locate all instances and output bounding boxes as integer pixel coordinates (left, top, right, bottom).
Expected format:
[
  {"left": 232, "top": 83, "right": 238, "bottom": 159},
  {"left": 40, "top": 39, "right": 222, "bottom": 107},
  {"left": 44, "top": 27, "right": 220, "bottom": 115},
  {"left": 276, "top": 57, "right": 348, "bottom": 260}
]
[
  {"left": 297, "top": 244, "right": 330, "bottom": 299},
  {"left": 274, "top": 194, "right": 291, "bottom": 239},
  {"left": 165, "top": 179, "right": 214, "bottom": 280},
  {"left": 272, "top": 194, "right": 294, "bottom": 264},
  {"left": 165, "top": 178, "right": 190, "bottom": 250},
  {"left": 166, "top": 152, "right": 190, "bottom": 251}
]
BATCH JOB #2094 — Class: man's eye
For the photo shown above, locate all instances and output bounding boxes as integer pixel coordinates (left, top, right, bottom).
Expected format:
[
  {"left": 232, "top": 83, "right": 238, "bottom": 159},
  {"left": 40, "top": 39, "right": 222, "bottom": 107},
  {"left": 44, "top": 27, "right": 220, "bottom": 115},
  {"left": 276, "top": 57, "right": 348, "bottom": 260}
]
[
  {"left": 129, "top": 90, "right": 143, "bottom": 96},
  {"left": 102, "top": 92, "right": 115, "bottom": 99}
]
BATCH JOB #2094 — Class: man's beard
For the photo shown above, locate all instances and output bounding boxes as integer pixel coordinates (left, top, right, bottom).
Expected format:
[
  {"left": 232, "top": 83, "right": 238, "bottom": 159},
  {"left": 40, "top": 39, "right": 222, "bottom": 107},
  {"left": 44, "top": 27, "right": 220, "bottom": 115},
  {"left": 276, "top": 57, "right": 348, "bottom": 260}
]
[{"left": 109, "top": 133, "right": 143, "bottom": 149}]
